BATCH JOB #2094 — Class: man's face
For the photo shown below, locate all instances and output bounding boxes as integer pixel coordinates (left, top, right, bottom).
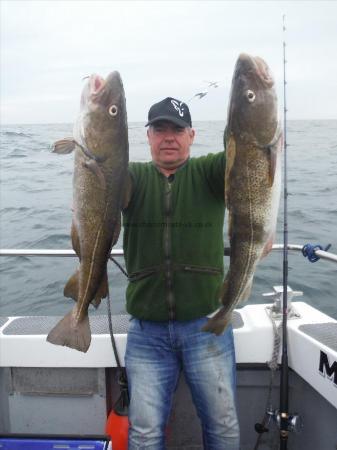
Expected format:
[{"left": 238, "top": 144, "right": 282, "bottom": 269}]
[{"left": 147, "top": 121, "right": 195, "bottom": 171}]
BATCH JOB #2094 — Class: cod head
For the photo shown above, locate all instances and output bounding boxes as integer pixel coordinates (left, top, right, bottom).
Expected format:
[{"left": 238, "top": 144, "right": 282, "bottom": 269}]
[
  {"left": 226, "top": 53, "right": 278, "bottom": 147},
  {"left": 74, "top": 71, "right": 128, "bottom": 162}
]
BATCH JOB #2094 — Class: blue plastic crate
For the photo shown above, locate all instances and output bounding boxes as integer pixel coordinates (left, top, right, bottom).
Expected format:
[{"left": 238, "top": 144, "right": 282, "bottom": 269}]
[{"left": 0, "top": 438, "right": 110, "bottom": 450}]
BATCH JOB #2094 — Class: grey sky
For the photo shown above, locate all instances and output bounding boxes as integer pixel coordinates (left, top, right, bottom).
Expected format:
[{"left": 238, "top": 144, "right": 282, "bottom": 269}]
[{"left": 1, "top": 0, "right": 337, "bottom": 124}]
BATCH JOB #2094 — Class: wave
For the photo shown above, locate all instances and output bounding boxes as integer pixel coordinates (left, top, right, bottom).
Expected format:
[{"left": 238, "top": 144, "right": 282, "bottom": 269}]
[
  {"left": 1, "top": 130, "right": 33, "bottom": 138},
  {"left": 28, "top": 233, "right": 71, "bottom": 248},
  {"left": 315, "top": 185, "right": 336, "bottom": 194},
  {"left": 290, "top": 209, "right": 309, "bottom": 220},
  {"left": 0, "top": 255, "right": 33, "bottom": 272},
  {"left": 3, "top": 153, "right": 27, "bottom": 159},
  {"left": 1, "top": 206, "right": 31, "bottom": 213}
]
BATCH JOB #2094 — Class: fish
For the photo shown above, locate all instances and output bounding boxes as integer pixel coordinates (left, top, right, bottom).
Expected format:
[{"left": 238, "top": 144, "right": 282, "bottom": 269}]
[
  {"left": 47, "top": 71, "right": 130, "bottom": 352},
  {"left": 202, "top": 53, "right": 282, "bottom": 335}
]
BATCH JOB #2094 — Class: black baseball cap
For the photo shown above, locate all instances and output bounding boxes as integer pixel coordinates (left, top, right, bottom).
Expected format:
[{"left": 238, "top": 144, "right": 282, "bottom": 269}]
[{"left": 145, "top": 97, "right": 192, "bottom": 128}]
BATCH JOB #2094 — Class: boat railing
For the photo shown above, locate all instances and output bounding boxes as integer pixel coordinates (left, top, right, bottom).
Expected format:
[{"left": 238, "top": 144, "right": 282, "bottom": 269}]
[{"left": 0, "top": 244, "right": 336, "bottom": 263}]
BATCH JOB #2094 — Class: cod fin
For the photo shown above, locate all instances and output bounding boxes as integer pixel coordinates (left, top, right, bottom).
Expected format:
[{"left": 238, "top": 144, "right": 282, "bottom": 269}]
[
  {"left": 52, "top": 138, "right": 76, "bottom": 154},
  {"left": 71, "top": 221, "right": 81, "bottom": 259},
  {"left": 201, "top": 308, "right": 232, "bottom": 335},
  {"left": 112, "top": 216, "right": 121, "bottom": 247},
  {"left": 46, "top": 308, "right": 91, "bottom": 353},
  {"left": 91, "top": 270, "right": 109, "bottom": 308},
  {"left": 83, "top": 159, "right": 106, "bottom": 189},
  {"left": 267, "top": 134, "right": 282, "bottom": 186},
  {"left": 267, "top": 146, "right": 277, "bottom": 186},
  {"left": 64, "top": 269, "right": 108, "bottom": 308},
  {"left": 261, "top": 233, "right": 275, "bottom": 258},
  {"left": 64, "top": 271, "right": 79, "bottom": 301}
]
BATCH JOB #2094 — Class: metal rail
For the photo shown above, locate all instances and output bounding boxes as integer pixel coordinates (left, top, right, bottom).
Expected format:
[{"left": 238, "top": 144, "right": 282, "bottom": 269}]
[{"left": 0, "top": 245, "right": 336, "bottom": 263}]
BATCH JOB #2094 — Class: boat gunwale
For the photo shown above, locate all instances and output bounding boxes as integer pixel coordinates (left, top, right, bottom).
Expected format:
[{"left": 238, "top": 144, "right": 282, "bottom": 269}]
[{"left": 0, "top": 244, "right": 336, "bottom": 263}]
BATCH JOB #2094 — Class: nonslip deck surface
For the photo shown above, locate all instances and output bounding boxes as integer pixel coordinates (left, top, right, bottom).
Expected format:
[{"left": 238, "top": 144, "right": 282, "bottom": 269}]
[
  {"left": 1, "top": 311, "right": 244, "bottom": 335},
  {"left": 299, "top": 322, "right": 337, "bottom": 351},
  {"left": 0, "top": 317, "right": 9, "bottom": 328}
]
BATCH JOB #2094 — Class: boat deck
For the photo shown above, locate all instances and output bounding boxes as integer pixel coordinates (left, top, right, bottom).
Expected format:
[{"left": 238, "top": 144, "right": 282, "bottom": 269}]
[{"left": 1, "top": 302, "right": 336, "bottom": 449}]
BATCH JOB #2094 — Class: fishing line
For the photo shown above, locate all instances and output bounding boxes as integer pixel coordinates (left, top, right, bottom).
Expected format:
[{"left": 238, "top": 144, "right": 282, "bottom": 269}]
[{"left": 279, "top": 13, "right": 290, "bottom": 450}]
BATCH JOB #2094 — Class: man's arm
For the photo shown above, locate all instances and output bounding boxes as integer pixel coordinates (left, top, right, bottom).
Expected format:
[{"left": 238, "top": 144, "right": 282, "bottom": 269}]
[
  {"left": 122, "top": 170, "right": 135, "bottom": 211},
  {"left": 198, "top": 152, "right": 226, "bottom": 201}
]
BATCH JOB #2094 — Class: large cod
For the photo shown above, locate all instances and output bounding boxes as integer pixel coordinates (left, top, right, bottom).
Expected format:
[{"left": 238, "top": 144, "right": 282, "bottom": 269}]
[
  {"left": 47, "top": 71, "right": 129, "bottom": 352},
  {"left": 203, "top": 53, "right": 282, "bottom": 335}
]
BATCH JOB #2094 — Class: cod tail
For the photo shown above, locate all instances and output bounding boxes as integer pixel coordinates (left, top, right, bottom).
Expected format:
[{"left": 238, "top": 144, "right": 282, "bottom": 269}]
[
  {"left": 46, "top": 307, "right": 91, "bottom": 353},
  {"left": 202, "top": 276, "right": 254, "bottom": 335},
  {"left": 201, "top": 308, "right": 232, "bottom": 335}
]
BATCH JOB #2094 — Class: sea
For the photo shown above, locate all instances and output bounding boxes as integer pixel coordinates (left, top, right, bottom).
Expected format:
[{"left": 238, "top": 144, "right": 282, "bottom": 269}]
[{"left": 0, "top": 120, "right": 336, "bottom": 320}]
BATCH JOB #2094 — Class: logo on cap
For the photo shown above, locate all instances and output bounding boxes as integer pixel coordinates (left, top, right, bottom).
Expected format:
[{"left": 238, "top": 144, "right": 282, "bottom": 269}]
[
  {"left": 171, "top": 99, "right": 185, "bottom": 117},
  {"left": 145, "top": 97, "right": 192, "bottom": 127}
]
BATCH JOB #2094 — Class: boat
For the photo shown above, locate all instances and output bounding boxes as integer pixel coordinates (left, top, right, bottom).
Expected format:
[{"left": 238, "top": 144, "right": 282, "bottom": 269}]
[{"left": 0, "top": 245, "right": 336, "bottom": 449}]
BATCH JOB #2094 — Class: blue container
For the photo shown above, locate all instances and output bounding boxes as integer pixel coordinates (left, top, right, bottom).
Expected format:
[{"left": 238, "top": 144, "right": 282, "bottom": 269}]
[{"left": 0, "top": 437, "right": 109, "bottom": 450}]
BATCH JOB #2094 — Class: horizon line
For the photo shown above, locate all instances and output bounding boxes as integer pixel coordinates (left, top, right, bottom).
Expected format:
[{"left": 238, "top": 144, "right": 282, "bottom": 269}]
[{"left": 1, "top": 118, "right": 337, "bottom": 127}]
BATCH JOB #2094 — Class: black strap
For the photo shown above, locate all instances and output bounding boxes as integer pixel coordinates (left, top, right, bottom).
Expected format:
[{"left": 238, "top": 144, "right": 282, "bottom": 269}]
[
  {"left": 106, "top": 288, "right": 129, "bottom": 414},
  {"left": 109, "top": 256, "right": 129, "bottom": 278}
]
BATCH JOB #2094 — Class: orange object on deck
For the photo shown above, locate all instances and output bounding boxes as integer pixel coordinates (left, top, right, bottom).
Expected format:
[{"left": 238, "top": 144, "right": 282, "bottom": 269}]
[{"left": 105, "top": 410, "right": 129, "bottom": 450}]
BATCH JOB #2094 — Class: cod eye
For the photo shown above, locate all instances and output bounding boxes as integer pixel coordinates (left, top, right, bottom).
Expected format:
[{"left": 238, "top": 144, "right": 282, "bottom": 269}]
[
  {"left": 246, "top": 90, "right": 256, "bottom": 103},
  {"left": 109, "top": 105, "right": 118, "bottom": 116}
]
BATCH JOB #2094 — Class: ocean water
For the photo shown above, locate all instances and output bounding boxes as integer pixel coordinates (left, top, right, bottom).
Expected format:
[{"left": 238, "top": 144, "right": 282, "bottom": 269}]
[{"left": 0, "top": 120, "right": 336, "bottom": 320}]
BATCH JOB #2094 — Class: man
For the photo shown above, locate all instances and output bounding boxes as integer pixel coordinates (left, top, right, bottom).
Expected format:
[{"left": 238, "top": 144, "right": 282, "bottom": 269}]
[{"left": 122, "top": 97, "right": 240, "bottom": 449}]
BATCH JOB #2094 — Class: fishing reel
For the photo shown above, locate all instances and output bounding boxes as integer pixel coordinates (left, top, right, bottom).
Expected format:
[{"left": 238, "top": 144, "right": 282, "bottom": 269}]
[
  {"left": 275, "top": 410, "right": 303, "bottom": 434},
  {"left": 255, "top": 408, "right": 303, "bottom": 435}
]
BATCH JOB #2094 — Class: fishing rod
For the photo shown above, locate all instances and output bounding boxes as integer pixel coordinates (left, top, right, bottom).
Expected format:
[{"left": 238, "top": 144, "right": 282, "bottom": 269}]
[
  {"left": 253, "top": 16, "right": 303, "bottom": 450},
  {"left": 279, "top": 14, "right": 292, "bottom": 449},
  {"left": 278, "top": 13, "right": 309, "bottom": 447}
]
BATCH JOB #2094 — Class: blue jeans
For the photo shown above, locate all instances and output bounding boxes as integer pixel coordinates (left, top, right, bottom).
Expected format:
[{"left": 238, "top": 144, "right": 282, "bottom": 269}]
[{"left": 125, "top": 317, "right": 240, "bottom": 450}]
